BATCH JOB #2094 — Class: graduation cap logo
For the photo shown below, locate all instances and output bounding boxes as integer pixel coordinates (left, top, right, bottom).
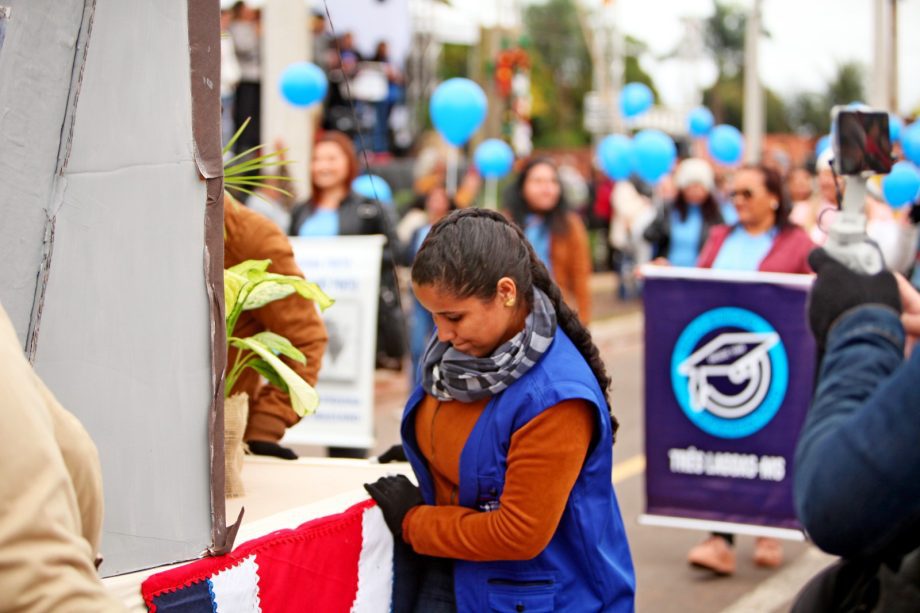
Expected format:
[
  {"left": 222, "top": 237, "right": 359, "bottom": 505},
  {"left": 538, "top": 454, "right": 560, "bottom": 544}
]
[
  {"left": 677, "top": 332, "right": 779, "bottom": 420},
  {"left": 670, "top": 307, "right": 789, "bottom": 439}
]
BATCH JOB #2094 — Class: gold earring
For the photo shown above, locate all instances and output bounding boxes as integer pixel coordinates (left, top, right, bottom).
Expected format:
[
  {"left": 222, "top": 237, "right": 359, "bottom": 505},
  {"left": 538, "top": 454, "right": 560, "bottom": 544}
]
[{"left": 505, "top": 297, "right": 516, "bottom": 307}]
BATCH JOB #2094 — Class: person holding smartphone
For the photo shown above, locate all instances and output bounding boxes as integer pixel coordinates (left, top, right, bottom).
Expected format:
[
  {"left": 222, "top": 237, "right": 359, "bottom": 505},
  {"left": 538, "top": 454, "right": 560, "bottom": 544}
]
[{"left": 792, "top": 249, "right": 920, "bottom": 609}]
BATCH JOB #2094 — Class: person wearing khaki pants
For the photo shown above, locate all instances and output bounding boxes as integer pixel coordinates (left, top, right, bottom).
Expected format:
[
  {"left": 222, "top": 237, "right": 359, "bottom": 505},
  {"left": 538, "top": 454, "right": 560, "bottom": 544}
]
[{"left": 0, "top": 304, "right": 124, "bottom": 611}]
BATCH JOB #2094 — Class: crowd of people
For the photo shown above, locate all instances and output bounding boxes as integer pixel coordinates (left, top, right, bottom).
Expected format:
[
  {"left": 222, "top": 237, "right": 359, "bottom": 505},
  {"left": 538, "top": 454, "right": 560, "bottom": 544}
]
[
  {"left": 220, "top": 3, "right": 406, "bottom": 160},
  {"left": 7, "top": 116, "right": 920, "bottom": 611},
  {"left": 5, "top": 1, "right": 920, "bottom": 609}
]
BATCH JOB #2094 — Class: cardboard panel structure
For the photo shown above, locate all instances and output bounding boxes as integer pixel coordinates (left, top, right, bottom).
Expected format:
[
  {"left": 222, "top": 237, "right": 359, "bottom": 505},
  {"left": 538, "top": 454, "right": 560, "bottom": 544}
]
[{"left": 0, "top": 0, "right": 228, "bottom": 575}]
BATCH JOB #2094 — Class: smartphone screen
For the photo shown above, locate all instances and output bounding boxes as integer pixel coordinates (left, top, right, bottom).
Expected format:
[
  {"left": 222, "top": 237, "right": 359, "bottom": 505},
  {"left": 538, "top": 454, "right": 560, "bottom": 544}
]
[{"left": 834, "top": 110, "right": 893, "bottom": 175}]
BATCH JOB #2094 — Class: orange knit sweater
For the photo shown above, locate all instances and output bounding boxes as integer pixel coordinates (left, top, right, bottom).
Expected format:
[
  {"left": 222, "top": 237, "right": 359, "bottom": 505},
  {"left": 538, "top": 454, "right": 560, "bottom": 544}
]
[{"left": 402, "top": 393, "right": 595, "bottom": 561}]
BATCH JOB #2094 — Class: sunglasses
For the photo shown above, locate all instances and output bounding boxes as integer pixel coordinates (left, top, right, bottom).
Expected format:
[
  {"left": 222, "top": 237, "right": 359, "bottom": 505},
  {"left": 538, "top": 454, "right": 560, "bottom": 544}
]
[{"left": 730, "top": 188, "right": 755, "bottom": 200}]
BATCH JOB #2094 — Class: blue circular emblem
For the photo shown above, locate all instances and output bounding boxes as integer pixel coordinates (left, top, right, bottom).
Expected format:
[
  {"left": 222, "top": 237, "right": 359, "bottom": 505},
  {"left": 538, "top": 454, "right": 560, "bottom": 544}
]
[{"left": 670, "top": 307, "right": 788, "bottom": 439}]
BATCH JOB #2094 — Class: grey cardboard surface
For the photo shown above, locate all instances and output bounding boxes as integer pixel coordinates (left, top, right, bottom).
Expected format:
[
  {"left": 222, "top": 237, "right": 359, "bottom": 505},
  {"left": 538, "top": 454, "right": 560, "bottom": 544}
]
[
  {"left": 0, "top": 0, "right": 86, "bottom": 342},
  {"left": 1, "top": 0, "right": 217, "bottom": 575}
]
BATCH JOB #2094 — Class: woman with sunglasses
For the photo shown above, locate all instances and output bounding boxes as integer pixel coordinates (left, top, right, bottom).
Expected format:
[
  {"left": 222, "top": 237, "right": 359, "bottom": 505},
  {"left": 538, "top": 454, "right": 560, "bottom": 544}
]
[
  {"left": 697, "top": 165, "right": 813, "bottom": 275},
  {"left": 688, "top": 164, "right": 814, "bottom": 576}
]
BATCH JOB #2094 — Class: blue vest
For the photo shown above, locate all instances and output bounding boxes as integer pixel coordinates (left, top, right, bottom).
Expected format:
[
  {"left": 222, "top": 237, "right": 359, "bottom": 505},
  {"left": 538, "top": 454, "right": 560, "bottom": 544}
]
[{"left": 402, "top": 330, "right": 636, "bottom": 612}]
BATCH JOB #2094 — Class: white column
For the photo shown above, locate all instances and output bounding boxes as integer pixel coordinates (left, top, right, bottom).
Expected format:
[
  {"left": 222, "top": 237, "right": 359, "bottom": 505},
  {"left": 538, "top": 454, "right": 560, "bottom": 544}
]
[
  {"left": 870, "top": 0, "right": 892, "bottom": 109},
  {"left": 262, "top": 0, "right": 311, "bottom": 201},
  {"left": 742, "top": 0, "right": 763, "bottom": 164}
]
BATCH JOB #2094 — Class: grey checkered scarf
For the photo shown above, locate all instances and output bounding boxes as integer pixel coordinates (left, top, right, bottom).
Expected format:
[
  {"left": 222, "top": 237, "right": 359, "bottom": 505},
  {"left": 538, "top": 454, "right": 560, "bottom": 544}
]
[{"left": 421, "top": 288, "right": 557, "bottom": 402}]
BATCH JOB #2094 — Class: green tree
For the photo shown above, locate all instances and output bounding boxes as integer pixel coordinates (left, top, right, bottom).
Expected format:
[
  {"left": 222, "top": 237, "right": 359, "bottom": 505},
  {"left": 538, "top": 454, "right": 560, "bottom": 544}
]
[
  {"left": 700, "top": 0, "right": 789, "bottom": 133},
  {"left": 524, "top": 0, "right": 592, "bottom": 146},
  {"left": 704, "top": 0, "right": 747, "bottom": 79},
  {"left": 623, "top": 36, "right": 659, "bottom": 100},
  {"left": 439, "top": 43, "right": 469, "bottom": 80},
  {"left": 703, "top": 75, "right": 788, "bottom": 133},
  {"left": 826, "top": 61, "right": 866, "bottom": 107},
  {"left": 785, "top": 62, "right": 867, "bottom": 135}
]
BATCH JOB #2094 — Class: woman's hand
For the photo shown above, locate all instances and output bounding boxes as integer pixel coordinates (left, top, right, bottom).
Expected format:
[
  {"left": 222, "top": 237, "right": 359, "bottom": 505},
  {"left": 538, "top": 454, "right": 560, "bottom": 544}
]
[{"left": 363, "top": 475, "right": 423, "bottom": 539}]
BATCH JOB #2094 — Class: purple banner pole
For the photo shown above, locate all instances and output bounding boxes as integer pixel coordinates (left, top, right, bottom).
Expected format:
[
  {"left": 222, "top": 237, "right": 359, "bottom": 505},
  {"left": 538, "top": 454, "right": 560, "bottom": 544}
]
[{"left": 641, "top": 268, "right": 815, "bottom": 539}]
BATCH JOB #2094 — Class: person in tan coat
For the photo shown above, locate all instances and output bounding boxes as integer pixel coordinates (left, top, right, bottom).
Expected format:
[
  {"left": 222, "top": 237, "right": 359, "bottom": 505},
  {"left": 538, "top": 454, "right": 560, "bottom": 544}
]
[
  {"left": 0, "top": 303, "right": 124, "bottom": 612},
  {"left": 504, "top": 158, "right": 592, "bottom": 323},
  {"left": 224, "top": 194, "right": 329, "bottom": 458}
]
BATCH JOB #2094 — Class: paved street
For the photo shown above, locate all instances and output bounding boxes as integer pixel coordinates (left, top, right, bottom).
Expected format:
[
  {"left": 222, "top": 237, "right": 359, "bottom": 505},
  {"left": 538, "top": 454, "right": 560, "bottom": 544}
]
[{"left": 363, "top": 273, "right": 835, "bottom": 612}]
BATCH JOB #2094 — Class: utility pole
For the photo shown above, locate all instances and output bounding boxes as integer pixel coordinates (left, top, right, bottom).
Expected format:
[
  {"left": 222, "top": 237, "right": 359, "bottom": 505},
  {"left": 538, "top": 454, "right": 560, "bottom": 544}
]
[
  {"left": 870, "top": 0, "right": 901, "bottom": 111},
  {"left": 577, "top": 0, "right": 621, "bottom": 142},
  {"left": 871, "top": 0, "right": 891, "bottom": 110},
  {"left": 263, "top": 0, "right": 311, "bottom": 200},
  {"left": 742, "top": 0, "right": 763, "bottom": 163},
  {"left": 889, "top": 0, "right": 899, "bottom": 111}
]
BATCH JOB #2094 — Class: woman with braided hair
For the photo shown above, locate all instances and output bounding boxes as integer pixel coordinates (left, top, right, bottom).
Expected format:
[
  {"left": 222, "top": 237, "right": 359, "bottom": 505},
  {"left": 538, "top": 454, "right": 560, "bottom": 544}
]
[{"left": 365, "top": 208, "right": 635, "bottom": 612}]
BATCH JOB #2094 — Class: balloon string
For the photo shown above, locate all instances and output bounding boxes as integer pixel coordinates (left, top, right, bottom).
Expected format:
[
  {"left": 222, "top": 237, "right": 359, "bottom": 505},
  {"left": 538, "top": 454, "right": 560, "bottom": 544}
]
[
  {"left": 448, "top": 147, "right": 458, "bottom": 197},
  {"left": 321, "top": 0, "right": 406, "bottom": 327},
  {"left": 322, "top": 0, "right": 379, "bottom": 203},
  {"left": 487, "top": 177, "right": 498, "bottom": 210}
]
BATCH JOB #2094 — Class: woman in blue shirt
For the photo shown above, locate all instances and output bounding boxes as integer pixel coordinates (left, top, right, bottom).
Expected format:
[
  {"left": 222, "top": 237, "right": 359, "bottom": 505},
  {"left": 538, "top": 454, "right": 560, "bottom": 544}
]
[
  {"left": 644, "top": 158, "right": 725, "bottom": 267},
  {"left": 289, "top": 131, "right": 406, "bottom": 372}
]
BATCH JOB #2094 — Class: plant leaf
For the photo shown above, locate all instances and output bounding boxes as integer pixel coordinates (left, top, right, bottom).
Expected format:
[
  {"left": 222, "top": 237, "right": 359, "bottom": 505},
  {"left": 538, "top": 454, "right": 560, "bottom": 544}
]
[
  {"left": 223, "top": 269, "right": 249, "bottom": 315},
  {"left": 224, "top": 184, "right": 259, "bottom": 199},
  {"left": 230, "top": 337, "right": 319, "bottom": 416},
  {"left": 248, "top": 358, "right": 289, "bottom": 393},
  {"left": 262, "top": 274, "right": 335, "bottom": 311},
  {"left": 223, "top": 117, "right": 250, "bottom": 156},
  {"left": 228, "top": 259, "right": 271, "bottom": 277},
  {"left": 243, "top": 280, "right": 296, "bottom": 310},
  {"left": 251, "top": 331, "right": 307, "bottom": 364}
]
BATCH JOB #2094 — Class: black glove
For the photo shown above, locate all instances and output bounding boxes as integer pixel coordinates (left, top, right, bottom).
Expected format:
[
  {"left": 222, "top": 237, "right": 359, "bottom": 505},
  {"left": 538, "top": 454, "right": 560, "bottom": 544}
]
[
  {"left": 247, "top": 440, "right": 298, "bottom": 460},
  {"left": 377, "top": 443, "right": 407, "bottom": 464},
  {"left": 363, "top": 475, "right": 423, "bottom": 539},
  {"left": 807, "top": 248, "right": 901, "bottom": 350}
]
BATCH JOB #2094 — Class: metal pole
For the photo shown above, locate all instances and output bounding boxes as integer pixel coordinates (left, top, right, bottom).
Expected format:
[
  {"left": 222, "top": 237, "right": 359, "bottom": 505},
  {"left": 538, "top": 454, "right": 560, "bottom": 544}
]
[{"left": 742, "top": 0, "right": 763, "bottom": 163}]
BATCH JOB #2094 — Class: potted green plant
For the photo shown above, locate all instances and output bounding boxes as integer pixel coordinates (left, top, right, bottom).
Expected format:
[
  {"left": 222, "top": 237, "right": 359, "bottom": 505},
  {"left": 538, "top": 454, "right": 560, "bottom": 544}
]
[
  {"left": 223, "top": 259, "right": 333, "bottom": 497},
  {"left": 220, "top": 120, "right": 332, "bottom": 496}
]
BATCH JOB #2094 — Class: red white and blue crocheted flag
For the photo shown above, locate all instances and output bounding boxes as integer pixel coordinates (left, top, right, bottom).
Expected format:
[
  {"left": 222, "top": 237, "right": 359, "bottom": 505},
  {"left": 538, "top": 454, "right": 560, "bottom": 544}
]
[{"left": 141, "top": 499, "right": 393, "bottom": 612}]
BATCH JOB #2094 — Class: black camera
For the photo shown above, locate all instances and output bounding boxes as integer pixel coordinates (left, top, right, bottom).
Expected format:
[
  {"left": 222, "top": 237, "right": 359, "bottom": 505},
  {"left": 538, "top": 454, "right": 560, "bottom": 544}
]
[{"left": 832, "top": 107, "right": 894, "bottom": 176}]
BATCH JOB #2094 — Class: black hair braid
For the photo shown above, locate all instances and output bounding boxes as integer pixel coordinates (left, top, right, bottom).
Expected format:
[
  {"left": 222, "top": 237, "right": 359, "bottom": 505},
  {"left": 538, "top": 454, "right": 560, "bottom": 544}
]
[
  {"left": 414, "top": 208, "right": 618, "bottom": 443},
  {"left": 510, "top": 223, "right": 620, "bottom": 443}
]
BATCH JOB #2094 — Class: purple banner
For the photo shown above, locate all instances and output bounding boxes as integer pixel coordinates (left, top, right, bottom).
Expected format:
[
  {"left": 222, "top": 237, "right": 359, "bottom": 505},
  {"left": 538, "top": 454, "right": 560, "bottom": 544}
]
[{"left": 643, "top": 272, "right": 815, "bottom": 532}]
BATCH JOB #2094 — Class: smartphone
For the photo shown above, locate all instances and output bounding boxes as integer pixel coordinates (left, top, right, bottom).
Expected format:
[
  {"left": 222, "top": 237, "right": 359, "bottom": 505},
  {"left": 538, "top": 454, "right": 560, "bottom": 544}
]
[{"left": 832, "top": 107, "right": 893, "bottom": 175}]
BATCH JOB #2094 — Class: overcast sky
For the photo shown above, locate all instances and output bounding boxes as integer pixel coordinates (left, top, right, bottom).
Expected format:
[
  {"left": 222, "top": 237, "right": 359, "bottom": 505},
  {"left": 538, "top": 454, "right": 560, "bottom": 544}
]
[{"left": 605, "top": 0, "right": 920, "bottom": 114}]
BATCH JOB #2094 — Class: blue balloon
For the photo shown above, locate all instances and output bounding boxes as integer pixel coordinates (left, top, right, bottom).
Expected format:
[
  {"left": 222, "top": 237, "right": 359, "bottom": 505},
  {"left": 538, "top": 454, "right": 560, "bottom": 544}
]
[
  {"left": 598, "top": 134, "right": 634, "bottom": 180},
  {"left": 279, "top": 62, "right": 327, "bottom": 107},
  {"left": 707, "top": 124, "right": 744, "bottom": 165},
  {"left": 687, "top": 107, "right": 715, "bottom": 137},
  {"left": 902, "top": 122, "right": 920, "bottom": 166},
  {"left": 816, "top": 134, "right": 831, "bottom": 156},
  {"left": 889, "top": 114, "right": 904, "bottom": 143},
  {"left": 473, "top": 139, "right": 515, "bottom": 179},
  {"left": 632, "top": 130, "right": 676, "bottom": 184},
  {"left": 620, "top": 82, "right": 654, "bottom": 119},
  {"left": 882, "top": 162, "right": 920, "bottom": 207},
  {"left": 429, "top": 78, "right": 488, "bottom": 146},
  {"left": 351, "top": 174, "right": 393, "bottom": 205}
]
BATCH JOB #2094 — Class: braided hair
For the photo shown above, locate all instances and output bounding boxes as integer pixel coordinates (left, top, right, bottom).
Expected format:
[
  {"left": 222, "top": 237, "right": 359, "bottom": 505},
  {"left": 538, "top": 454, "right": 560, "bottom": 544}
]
[{"left": 412, "top": 208, "right": 618, "bottom": 441}]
